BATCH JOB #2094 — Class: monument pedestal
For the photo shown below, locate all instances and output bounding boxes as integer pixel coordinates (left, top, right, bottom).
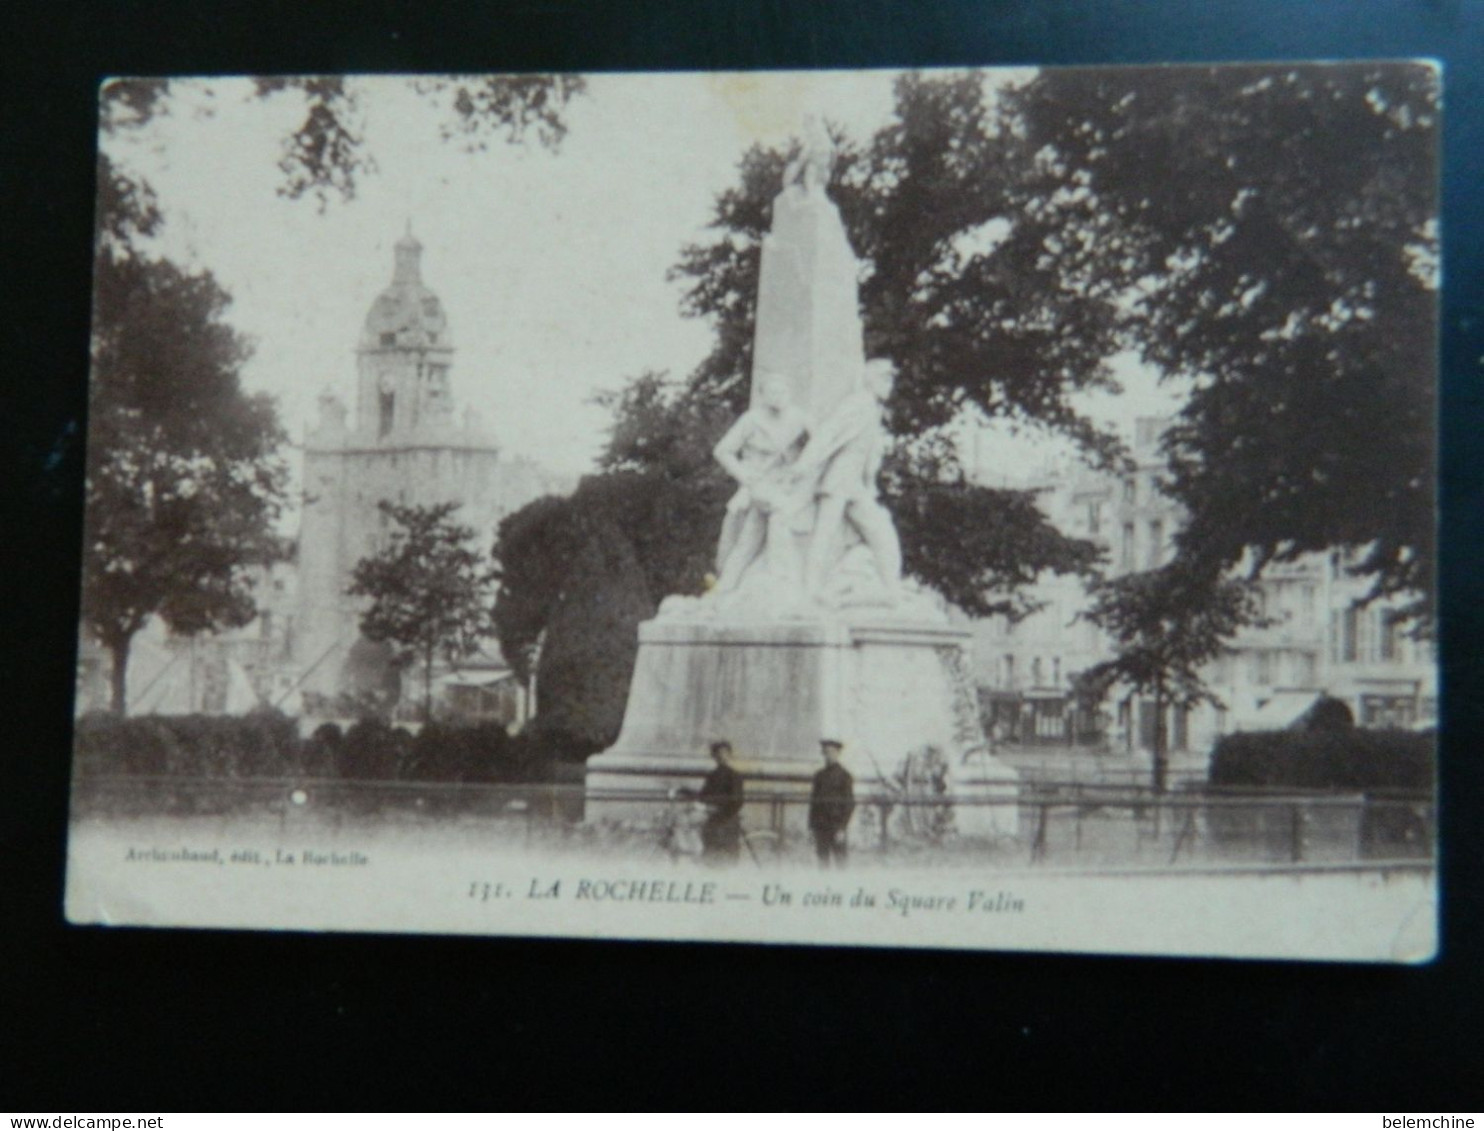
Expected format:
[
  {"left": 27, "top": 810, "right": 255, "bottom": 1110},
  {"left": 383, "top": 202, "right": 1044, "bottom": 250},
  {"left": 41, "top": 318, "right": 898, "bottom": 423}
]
[{"left": 586, "top": 615, "right": 1019, "bottom": 838}]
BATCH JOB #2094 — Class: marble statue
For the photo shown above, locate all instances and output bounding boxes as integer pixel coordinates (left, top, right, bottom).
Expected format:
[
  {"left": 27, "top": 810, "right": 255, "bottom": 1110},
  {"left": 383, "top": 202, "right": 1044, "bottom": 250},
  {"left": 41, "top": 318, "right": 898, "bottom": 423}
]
[
  {"left": 712, "top": 369, "right": 810, "bottom": 594},
  {"left": 691, "top": 355, "right": 910, "bottom": 616},
  {"left": 791, "top": 358, "right": 903, "bottom": 605},
  {"left": 655, "top": 107, "right": 928, "bottom": 620},
  {"left": 781, "top": 114, "right": 833, "bottom": 197}
]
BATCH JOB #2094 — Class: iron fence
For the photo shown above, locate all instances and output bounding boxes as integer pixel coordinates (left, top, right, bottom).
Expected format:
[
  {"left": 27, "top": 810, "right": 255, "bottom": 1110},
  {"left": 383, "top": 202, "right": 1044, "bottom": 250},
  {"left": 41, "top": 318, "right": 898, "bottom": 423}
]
[{"left": 71, "top": 774, "right": 1434, "bottom": 870}]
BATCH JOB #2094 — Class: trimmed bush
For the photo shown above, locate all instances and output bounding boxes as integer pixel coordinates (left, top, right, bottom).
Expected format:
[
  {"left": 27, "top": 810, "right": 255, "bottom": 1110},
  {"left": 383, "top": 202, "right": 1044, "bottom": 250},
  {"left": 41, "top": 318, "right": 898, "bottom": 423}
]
[
  {"left": 339, "top": 718, "right": 409, "bottom": 781},
  {"left": 73, "top": 710, "right": 303, "bottom": 778},
  {"left": 73, "top": 712, "right": 560, "bottom": 787},
  {"left": 406, "top": 721, "right": 514, "bottom": 783},
  {"left": 1209, "top": 727, "right": 1434, "bottom": 792},
  {"left": 302, "top": 722, "right": 344, "bottom": 778}
]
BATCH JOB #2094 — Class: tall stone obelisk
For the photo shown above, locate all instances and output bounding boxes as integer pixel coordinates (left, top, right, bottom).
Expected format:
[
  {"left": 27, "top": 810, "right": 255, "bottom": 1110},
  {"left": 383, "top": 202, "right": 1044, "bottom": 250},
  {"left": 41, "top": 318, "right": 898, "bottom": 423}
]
[{"left": 749, "top": 116, "right": 865, "bottom": 427}]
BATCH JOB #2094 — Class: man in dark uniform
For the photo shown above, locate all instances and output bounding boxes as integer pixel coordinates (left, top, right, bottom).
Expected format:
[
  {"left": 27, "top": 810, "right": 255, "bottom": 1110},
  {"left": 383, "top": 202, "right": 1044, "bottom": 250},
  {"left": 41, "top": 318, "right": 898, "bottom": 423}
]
[
  {"left": 698, "top": 740, "right": 744, "bottom": 863},
  {"left": 808, "top": 738, "right": 855, "bottom": 867}
]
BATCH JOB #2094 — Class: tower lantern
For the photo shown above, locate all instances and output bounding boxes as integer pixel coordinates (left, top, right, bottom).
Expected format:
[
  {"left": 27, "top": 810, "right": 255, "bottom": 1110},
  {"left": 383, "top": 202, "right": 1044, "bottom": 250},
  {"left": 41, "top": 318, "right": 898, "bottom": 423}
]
[{"left": 355, "top": 225, "right": 454, "bottom": 439}]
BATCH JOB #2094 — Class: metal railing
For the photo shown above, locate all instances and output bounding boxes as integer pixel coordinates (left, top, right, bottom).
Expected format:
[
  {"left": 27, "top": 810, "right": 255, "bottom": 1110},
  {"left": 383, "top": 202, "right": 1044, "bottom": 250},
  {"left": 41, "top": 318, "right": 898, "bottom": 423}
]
[{"left": 70, "top": 774, "right": 1434, "bottom": 870}]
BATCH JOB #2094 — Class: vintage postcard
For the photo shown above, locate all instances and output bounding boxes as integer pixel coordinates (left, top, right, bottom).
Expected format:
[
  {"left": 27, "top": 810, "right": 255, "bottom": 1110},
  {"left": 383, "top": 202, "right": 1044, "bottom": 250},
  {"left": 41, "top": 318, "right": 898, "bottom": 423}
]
[{"left": 67, "top": 64, "right": 1438, "bottom": 961}]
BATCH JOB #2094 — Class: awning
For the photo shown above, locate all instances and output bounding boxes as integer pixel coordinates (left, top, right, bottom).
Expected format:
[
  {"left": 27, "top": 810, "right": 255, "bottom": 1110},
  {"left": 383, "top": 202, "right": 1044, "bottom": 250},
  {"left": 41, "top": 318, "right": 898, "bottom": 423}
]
[{"left": 433, "top": 670, "right": 516, "bottom": 691}]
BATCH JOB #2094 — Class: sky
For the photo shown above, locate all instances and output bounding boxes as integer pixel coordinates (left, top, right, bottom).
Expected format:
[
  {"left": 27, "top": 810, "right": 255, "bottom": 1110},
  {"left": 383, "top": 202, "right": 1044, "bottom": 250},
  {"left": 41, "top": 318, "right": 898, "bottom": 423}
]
[{"left": 105, "top": 69, "right": 1185, "bottom": 494}]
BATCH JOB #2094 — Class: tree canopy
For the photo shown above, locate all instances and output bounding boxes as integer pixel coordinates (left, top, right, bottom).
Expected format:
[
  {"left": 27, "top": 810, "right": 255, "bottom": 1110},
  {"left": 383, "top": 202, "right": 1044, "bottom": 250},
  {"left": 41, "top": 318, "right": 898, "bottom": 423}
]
[
  {"left": 493, "top": 469, "right": 720, "bottom": 748},
  {"left": 1006, "top": 63, "right": 1439, "bottom": 622},
  {"left": 84, "top": 198, "right": 289, "bottom": 714},
  {"left": 101, "top": 74, "right": 587, "bottom": 211},
  {"left": 348, "top": 502, "right": 497, "bottom": 722},
  {"left": 1077, "top": 568, "right": 1267, "bottom": 792}
]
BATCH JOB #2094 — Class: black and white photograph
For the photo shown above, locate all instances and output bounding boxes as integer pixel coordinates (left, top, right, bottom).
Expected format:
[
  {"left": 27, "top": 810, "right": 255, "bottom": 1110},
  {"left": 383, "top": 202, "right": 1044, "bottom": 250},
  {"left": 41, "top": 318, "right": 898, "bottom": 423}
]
[{"left": 65, "top": 63, "right": 1439, "bottom": 962}]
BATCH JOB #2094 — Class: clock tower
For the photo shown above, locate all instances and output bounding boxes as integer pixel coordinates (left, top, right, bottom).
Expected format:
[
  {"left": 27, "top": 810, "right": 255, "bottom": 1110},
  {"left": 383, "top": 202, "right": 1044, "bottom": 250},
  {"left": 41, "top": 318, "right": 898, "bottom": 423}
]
[{"left": 295, "top": 228, "right": 562, "bottom": 705}]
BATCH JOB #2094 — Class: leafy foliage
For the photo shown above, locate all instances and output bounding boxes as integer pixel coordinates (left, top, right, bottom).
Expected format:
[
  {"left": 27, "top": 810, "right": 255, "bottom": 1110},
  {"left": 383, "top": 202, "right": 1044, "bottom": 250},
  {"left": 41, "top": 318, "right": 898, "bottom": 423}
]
[
  {"left": 347, "top": 502, "right": 497, "bottom": 721},
  {"left": 85, "top": 177, "right": 289, "bottom": 714},
  {"left": 99, "top": 74, "right": 586, "bottom": 211},
  {"left": 1077, "top": 564, "right": 1267, "bottom": 790},
  {"left": 492, "top": 469, "right": 719, "bottom": 748},
  {"left": 665, "top": 75, "right": 1127, "bottom": 454},
  {"left": 1079, "top": 567, "right": 1266, "bottom": 708},
  {"left": 500, "top": 64, "right": 1437, "bottom": 755},
  {"left": 1209, "top": 727, "right": 1433, "bottom": 792},
  {"left": 1007, "top": 63, "right": 1439, "bottom": 622},
  {"left": 252, "top": 74, "right": 587, "bottom": 208},
  {"left": 74, "top": 710, "right": 302, "bottom": 779},
  {"left": 84, "top": 73, "right": 588, "bottom": 717}
]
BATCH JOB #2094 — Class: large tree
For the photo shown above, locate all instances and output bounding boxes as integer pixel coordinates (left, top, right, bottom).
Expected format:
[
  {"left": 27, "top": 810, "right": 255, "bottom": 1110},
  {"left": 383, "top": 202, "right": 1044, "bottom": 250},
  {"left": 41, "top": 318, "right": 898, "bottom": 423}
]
[
  {"left": 84, "top": 239, "right": 288, "bottom": 715},
  {"left": 348, "top": 502, "right": 497, "bottom": 722},
  {"left": 1006, "top": 63, "right": 1439, "bottom": 623},
  {"left": 493, "top": 467, "right": 722, "bottom": 748},
  {"left": 1078, "top": 566, "right": 1266, "bottom": 793},
  {"left": 84, "top": 82, "right": 293, "bottom": 715}
]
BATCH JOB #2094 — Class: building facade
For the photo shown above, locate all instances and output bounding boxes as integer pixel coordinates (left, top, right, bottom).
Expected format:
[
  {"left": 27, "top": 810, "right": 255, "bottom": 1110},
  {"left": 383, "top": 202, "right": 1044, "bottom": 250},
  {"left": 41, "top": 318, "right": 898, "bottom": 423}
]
[{"left": 969, "top": 417, "right": 1435, "bottom": 756}]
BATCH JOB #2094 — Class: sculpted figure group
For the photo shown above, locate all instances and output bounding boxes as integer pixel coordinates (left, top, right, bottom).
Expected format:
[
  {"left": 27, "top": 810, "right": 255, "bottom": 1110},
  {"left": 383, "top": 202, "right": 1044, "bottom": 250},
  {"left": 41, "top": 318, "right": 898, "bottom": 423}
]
[{"left": 709, "top": 358, "right": 905, "bottom": 613}]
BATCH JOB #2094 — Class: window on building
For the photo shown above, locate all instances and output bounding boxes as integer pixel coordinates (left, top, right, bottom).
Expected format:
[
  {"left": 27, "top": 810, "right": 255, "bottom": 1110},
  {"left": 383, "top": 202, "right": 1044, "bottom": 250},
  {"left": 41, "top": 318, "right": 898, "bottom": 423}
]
[
  {"left": 1255, "top": 650, "right": 1274, "bottom": 685},
  {"left": 1052, "top": 657, "right": 1061, "bottom": 686},
  {"left": 1004, "top": 654, "right": 1016, "bottom": 689},
  {"left": 1148, "top": 520, "right": 1164, "bottom": 568},
  {"left": 1300, "top": 583, "right": 1316, "bottom": 622},
  {"left": 1121, "top": 523, "right": 1135, "bottom": 569},
  {"left": 1122, "top": 477, "right": 1137, "bottom": 504},
  {"left": 379, "top": 391, "right": 395, "bottom": 437},
  {"left": 380, "top": 331, "right": 396, "bottom": 348},
  {"left": 1301, "top": 652, "right": 1318, "bottom": 685},
  {"left": 1031, "top": 657, "right": 1043, "bottom": 686},
  {"left": 1379, "top": 610, "right": 1402, "bottom": 662},
  {"left": 1087, "top": 502, "right": 1101, "bottom": 535},
  {"left": 1342, "top": 607, "right": 1360, "bottom": 663}
]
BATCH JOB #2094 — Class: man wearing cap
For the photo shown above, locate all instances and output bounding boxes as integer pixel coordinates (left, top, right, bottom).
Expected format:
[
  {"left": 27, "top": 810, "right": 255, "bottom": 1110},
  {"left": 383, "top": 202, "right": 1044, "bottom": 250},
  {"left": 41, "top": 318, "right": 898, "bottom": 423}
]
[
  {"left": 808, "top": 739, "right": 855, "bottom": 867},
  {"left": 698, "top": 740, "right": 745, "bottom": 863}
]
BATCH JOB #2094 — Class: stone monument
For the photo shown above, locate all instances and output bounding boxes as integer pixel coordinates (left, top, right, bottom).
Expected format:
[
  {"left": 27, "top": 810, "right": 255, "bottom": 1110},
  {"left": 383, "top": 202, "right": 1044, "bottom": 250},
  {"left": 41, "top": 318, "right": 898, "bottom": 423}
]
[{"left": 586, "top": 120, "right": 1018, "bottom": 839}]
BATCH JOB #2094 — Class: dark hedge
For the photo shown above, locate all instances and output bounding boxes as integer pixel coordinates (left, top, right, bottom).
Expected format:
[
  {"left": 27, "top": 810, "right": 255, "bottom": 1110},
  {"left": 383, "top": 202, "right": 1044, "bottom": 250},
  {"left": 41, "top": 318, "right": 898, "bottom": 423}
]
[
  {"left": 72, "top": 712, "right": 561, "bottom": 784},
  {"left": 1208, "top": 727, "right": 1434, "bottom": 792}
]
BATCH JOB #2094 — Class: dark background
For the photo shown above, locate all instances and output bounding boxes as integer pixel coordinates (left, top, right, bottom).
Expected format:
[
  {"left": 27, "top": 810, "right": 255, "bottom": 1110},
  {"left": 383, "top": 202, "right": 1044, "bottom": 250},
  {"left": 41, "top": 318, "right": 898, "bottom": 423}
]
[{"left": 3, "top": 0, "right": 1480, "bottom": 1110}]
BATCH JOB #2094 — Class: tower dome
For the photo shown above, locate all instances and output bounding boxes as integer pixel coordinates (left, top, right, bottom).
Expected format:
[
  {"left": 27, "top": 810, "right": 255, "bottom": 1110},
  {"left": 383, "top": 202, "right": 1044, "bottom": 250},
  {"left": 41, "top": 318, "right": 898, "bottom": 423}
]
[{"left": 359, "top": 226, "right": 452, "bottom": 351}]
